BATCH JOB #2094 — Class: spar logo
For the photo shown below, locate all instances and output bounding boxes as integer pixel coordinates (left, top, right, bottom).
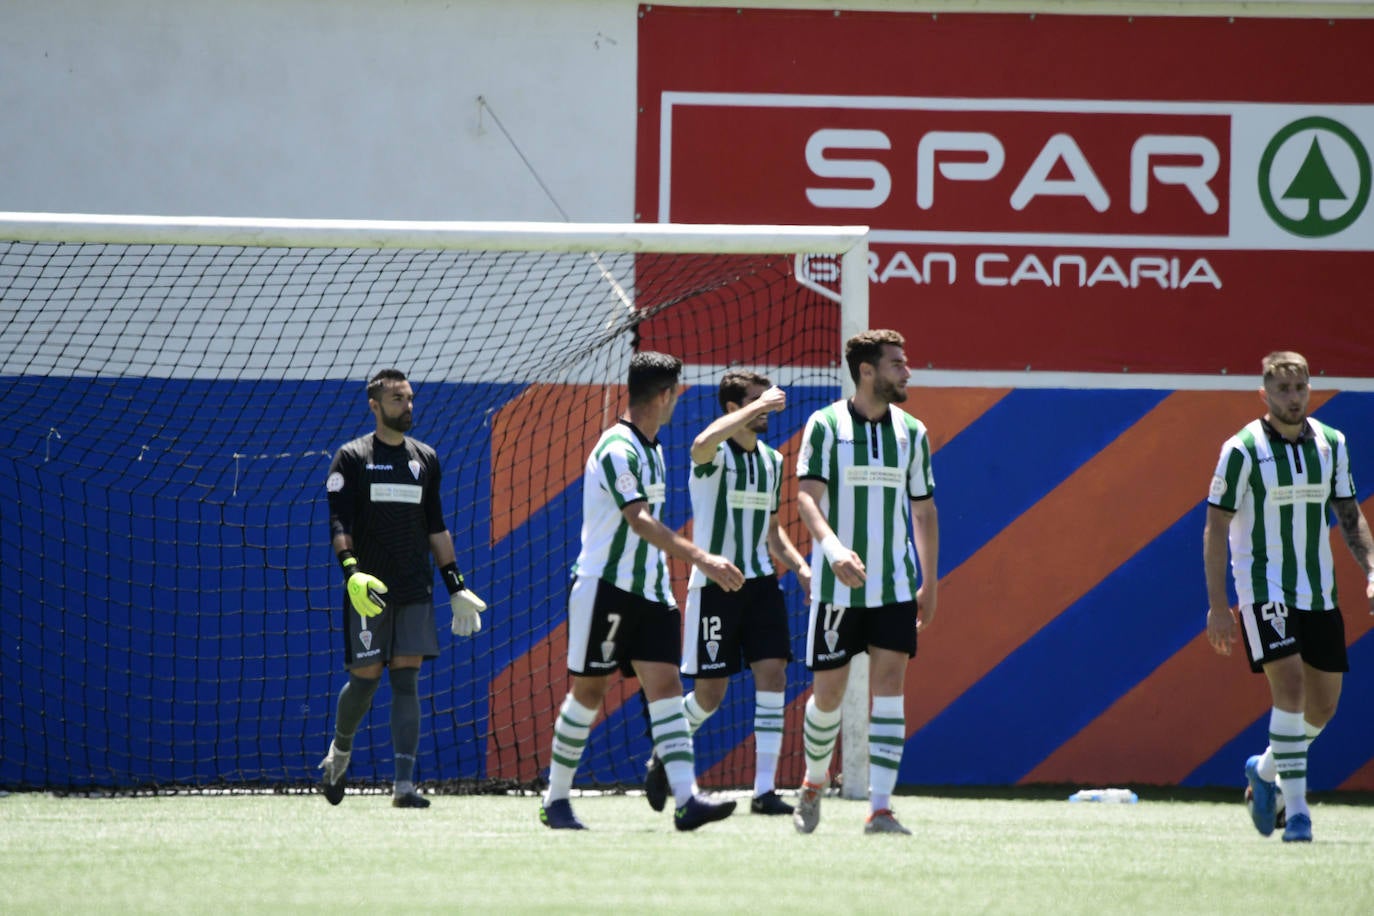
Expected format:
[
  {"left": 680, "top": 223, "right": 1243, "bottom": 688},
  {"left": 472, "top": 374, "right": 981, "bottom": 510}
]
[
  {"left": 796, "top": 111, "right": 1231, "bottom": 236},
  {"left": 655, "top": 95, "right": 1235, "bottom": 236},
  {"left": 1258, "top": 117, "right": 1371, "bottom": 238}
]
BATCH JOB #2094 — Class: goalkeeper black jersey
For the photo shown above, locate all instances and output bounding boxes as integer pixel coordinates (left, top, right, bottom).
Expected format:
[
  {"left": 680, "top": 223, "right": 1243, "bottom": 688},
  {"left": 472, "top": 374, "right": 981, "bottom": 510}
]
[{"left": 327, "top": 434, "right": 446, "bottom": 605}]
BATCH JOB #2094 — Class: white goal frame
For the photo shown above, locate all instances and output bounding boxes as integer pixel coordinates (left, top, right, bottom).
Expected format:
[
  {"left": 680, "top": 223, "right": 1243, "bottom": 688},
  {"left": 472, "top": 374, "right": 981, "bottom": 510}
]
[{"left": 0, "top": 211, "right": 874, "bottom": 797}]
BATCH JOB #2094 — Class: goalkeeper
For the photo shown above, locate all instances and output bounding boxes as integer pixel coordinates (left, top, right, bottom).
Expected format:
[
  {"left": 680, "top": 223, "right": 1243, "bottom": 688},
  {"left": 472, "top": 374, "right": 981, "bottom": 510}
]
[{"left": 319, "top": 368, "right": 487, "bottom": 808}]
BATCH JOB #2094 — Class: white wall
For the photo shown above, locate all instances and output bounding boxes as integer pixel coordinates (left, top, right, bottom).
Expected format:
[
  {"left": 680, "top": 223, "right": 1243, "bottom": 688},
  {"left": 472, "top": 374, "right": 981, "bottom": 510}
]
[
  {"left": 2, "top": 0, "right": 1368, "bottom": 221},
  {"left": 0, "top": 0, "right": 639, "bottom": 221}
]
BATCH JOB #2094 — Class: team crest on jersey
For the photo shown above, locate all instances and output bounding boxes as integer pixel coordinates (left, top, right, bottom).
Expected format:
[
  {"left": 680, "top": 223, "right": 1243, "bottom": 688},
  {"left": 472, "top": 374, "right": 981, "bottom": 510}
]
[
  {"left": 706, "top": 639, "right": 720, "bottom": 662},
  {"left": 1209, "top": 475, "right": 1227, "bottom": 500},
  {"left": 326, "top": 472, "right": 345, "bottom": 493},
  {"left": 408, "top": 460, "right": 422, "bottom": 480},
  {"left": 600, "top": 638, "right": 616, "bottom": 660},
  {"left": 615, "top": 472, "right": 638, "bottom": 495},
  {"left": 359, "top": 630, "right": 373, "bottom": 650}
]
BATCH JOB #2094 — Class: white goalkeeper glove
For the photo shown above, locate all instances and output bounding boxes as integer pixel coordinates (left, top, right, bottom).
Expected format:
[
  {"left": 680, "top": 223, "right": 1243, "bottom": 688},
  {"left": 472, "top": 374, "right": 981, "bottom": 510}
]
[
  {"left": 450, "top": 588, "right": 487, "bottom": 637},
  {"left": 340, "top": 554, "right": 387, "bottom": 618},
  {"left": 441, "top": 562, "right": 486, "bottom": 637}
]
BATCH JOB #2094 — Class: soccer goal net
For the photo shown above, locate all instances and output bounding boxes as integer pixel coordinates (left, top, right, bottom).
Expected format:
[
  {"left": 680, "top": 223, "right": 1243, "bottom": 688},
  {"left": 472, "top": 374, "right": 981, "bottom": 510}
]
[{"left": 0, "top": 212, "right": 868, "bottom": 794}]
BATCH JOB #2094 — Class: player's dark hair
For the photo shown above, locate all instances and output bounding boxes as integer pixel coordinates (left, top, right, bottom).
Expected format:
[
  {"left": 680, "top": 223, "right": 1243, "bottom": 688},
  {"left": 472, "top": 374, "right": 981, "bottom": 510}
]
[
  {"left": 718, "top": 369, "right": 771, "bottom": 412},
  {"left": 845, "top": 329, "right": 906, "bottom": 384},
  {"left": 627, "top": 351, "right": 683, "bottom": 405},
  {"left": 367, "top": 368, "right": 408, "bottom": 401}
]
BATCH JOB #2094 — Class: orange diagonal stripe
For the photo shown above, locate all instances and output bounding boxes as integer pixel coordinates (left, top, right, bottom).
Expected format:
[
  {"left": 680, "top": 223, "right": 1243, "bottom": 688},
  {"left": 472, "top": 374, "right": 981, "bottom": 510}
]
[
  {"left": 1339, "top": 758, "right": 1374, "bottom": 792},
  {"left": 1024, "top": 483, "right": 1371, "bottom": 788},
  {"left": 490, "top": 383, "right": 626, "bottom": 544}
]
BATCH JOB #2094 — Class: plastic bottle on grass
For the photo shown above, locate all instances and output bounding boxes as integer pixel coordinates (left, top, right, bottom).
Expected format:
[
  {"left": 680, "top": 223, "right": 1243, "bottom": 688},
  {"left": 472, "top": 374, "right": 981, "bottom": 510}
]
[{"left": 1068, "top": 788, "right": 1138, "bottom": 803}]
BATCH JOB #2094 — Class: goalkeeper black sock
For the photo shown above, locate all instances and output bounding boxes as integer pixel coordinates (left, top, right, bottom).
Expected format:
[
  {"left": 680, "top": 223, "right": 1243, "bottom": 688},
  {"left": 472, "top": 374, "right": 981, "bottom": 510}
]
[
  {"left": 333, "top": 672, "right": 381, "bottom": 753},
  {"left": 390, "top": 666, "right": 422, "bottom": 786}
]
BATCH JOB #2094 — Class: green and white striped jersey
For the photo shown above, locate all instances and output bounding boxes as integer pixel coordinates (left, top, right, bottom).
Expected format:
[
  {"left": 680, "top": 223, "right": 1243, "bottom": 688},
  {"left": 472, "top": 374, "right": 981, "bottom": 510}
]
[
  {"left": 688, "top": 438, "right": 784, "bottom": 589},
  {"left": 573, "top": 419, "right": 674, "bottom": 605},
  {"left": 798, "top": 400, "right": 935, "bottom": 607},
  {"left": 1208, "top": 417, "right": 1356, "bottom": 610}
]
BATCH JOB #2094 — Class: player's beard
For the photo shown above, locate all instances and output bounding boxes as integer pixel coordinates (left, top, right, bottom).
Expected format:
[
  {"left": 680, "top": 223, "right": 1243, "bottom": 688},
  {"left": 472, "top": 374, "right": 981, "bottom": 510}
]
[
  {"left": 876, "top": 377, "right": 908, "bottom": 404},
  {"left": 748, "top": 414, "right": 769, "bottom": 434},
  {"left": 1269, "top": 402, "right": 1306, "bottom": 426},
  {"left": 381, "top": 410, "right": 413, "bottom": 433}
]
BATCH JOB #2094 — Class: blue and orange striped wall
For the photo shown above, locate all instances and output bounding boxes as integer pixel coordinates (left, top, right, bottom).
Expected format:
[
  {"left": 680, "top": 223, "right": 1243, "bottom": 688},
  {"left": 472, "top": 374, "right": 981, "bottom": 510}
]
[
  {"left": 482, "top": 383, "right": 1374, "bottom": 792},
  {"left": 4, "top": 377, "right": 1370, "bottom": 791}
]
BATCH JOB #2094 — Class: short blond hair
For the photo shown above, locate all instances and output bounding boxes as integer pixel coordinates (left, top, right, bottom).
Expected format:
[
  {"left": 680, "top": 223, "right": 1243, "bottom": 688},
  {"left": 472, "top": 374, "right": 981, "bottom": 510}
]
[{"left": 1261, "top": 351, "right": 1309, "bottom": 382}]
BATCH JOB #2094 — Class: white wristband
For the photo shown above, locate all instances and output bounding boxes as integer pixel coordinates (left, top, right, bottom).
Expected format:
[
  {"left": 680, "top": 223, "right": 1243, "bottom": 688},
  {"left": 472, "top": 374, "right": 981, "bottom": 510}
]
[{"left": 820, "top": 533, "right": 849, "bottom": 566}]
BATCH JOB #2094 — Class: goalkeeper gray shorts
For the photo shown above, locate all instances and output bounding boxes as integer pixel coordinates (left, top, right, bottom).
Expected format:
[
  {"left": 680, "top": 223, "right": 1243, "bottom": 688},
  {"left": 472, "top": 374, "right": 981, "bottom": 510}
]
[{"left": 343, "top": 600, "right": 440, "bottom": 668}]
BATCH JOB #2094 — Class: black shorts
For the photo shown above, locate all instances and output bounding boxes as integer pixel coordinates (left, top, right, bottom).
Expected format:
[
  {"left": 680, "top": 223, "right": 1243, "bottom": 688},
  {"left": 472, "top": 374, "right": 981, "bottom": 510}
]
[
  {"left": 343, "top": 600, "right": 440, "bottom": 669},
  {"left": 566, "top": 576, "right": 682, "bottom": 677},
  {"left": 803, "top": 599, "right": 919, "bottom": 671},
  {"left": 681, "top": 576, "right": 793, "bottom": 679},
  {"left": 1238, "top": 602, "right": 1349, "bottom": 674}
]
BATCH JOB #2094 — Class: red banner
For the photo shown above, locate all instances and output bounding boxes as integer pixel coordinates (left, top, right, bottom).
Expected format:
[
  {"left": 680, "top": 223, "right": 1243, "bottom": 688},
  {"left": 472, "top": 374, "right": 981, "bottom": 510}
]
[{"left": 637, "top": 8, "right": 1374, "bottom": 376}]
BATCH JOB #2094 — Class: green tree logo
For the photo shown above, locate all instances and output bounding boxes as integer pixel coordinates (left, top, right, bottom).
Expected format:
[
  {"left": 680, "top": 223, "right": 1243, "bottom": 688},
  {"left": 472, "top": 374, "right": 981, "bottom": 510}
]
[{"left": 1259, "top": 117, "right": 1370, "bottom": 238}]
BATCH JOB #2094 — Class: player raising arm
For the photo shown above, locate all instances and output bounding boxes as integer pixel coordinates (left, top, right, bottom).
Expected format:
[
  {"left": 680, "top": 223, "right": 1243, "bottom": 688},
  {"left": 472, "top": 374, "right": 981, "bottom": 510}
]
[{"left": 643, "top": 370, "right": 810, "bottom": 817}]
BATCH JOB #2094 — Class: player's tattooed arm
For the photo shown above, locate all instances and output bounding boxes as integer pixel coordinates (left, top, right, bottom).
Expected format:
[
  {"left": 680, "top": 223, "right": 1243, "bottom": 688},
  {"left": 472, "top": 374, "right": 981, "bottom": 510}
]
[{"left": 1333, "top": 496, "right": 1374, "bottom": 584}]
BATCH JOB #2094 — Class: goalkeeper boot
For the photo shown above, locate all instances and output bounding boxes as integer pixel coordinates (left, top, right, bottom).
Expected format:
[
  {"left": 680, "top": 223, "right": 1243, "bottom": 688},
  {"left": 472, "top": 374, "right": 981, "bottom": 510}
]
[
  {"left": 392, "top": 782, "right": 430, "bottom": 809},
  {"left": 864, "top": 808, "right": 912, "bottom": 836},
  {"left": 793, "top": 780, "right": 824, "bottom": 835},
  {"left": 644, "top": 753, "right": 669, "bottom": 813},
  {"left": 318, "top": 743, "right": 350, "bottom": 806},
  {"left": 1243, "top": 755, "right": 1278, "bottom": 837},
  {"left": 673, "top": 793, "right": 737, "bottom": 832},
  {"left": 540, "top": 798, "right": 587, "bottom": 830},
  {"left": 749, "top": 790, "right": 794, "bottom": 816}
]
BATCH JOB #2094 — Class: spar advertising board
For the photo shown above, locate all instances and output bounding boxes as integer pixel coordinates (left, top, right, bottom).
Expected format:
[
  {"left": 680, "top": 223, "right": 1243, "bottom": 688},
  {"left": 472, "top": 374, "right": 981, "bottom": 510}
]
[{"left": 636, "top": 8, "right": 1374, "bottom": 376}]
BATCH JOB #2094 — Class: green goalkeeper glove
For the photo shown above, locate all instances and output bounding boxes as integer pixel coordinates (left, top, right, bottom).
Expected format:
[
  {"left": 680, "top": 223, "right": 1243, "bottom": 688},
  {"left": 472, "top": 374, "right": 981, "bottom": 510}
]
[
  {"left": 339, "top": 552, "right": 387, "bottom": 618},
  {"left": 347, "top": 572, "right": 387, "bottom": 617}
]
